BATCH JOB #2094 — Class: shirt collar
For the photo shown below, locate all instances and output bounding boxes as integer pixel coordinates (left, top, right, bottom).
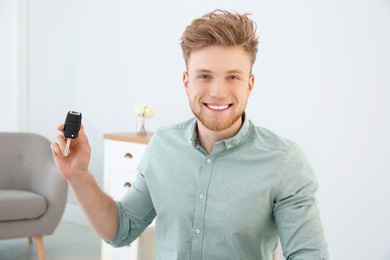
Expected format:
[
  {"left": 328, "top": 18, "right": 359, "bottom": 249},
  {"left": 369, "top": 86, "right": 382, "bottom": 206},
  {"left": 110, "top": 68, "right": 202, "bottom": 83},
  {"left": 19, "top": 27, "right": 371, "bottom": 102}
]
[
  {"left": 189, "top": 113, "right": 251, "bottom": 152},
  {"left": 190, "top": 121, "right": 199, "bottom": 148}
]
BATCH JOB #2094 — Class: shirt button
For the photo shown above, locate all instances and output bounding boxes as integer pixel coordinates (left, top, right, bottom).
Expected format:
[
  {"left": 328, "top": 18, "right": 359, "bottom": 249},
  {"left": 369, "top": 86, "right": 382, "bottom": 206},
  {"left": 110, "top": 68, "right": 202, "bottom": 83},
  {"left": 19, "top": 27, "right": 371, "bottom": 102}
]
[
  {"left": 206, "top": 158, "right": 212, "bottom": 163},
  {"left": 199, "top": 194, "right": 204, "bottom": 199},
  {"left": 195, "top": 229, "right": 201, "bottom": 234},
  {"left": 227, "top": 144, "right": 233, "bottom": 149}
]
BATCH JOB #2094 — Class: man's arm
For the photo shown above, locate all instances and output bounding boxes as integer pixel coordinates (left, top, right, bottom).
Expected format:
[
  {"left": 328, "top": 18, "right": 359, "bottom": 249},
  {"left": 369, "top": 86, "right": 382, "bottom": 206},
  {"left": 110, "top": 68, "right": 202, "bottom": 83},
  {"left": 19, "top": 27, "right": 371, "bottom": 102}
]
[
  {"left": 51, "top": 124, "right": 118, "bottom": 241},
  {"left": 273, "top": 144, "right": 329, "bottom": 259}
]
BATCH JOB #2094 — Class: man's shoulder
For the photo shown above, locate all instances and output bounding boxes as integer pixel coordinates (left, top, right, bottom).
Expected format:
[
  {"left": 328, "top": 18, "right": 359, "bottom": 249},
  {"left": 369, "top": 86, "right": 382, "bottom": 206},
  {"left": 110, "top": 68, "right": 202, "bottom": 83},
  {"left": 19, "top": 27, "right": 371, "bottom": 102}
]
[
  {"left": 247, "top": 122, "right": 295, "bottom": 152},
  {"left": 149, "top": 118, "right": 195, "bottom": 146}
]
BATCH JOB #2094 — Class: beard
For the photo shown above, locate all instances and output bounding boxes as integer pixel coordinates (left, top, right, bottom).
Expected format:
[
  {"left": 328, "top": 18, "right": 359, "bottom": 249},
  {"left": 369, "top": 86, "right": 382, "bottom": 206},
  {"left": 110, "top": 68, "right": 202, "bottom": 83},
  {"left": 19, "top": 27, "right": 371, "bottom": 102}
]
[{"left": 189, "top": 102, "right": 245, "bottom": 132}]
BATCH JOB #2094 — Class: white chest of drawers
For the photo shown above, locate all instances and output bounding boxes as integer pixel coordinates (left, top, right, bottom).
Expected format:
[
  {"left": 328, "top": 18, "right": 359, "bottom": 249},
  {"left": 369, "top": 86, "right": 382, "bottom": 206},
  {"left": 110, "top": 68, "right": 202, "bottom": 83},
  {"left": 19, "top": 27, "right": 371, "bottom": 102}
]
[{"left": 101, "top": 132, "right": 155, "bottom": 260}]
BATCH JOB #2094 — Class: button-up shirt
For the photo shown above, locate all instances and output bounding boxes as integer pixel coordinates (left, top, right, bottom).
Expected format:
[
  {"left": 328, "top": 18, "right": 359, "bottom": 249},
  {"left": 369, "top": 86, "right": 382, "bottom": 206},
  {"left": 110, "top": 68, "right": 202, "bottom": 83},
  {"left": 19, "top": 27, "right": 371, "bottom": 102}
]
[{"left": 108, "top": 116, "right": 329, "bottom": 259}]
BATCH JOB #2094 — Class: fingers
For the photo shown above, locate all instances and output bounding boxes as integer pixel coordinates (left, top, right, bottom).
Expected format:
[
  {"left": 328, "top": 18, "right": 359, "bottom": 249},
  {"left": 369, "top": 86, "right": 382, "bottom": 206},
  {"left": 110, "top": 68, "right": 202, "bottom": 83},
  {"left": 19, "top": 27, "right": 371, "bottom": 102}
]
[
  {"left": 53, "top": 123, "right": 88, "bottom": 157},
  {"left": 77, "top": 124, "right": 89, "bottom": 143},
  {"left": 56, "top": 134, "right": 67, "bottom": 147},
  {"left": 57, "top": 124, "right": 65, "bottom": 132},
  {"left": 51, "top": 136, "right": 66, "bottom": 158}
]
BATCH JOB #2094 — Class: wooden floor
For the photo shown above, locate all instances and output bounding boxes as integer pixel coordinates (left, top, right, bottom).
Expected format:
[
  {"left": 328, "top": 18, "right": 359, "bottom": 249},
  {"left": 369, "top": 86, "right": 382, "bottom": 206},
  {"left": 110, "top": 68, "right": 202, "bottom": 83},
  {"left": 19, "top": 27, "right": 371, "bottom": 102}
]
[{"left": 0, "top": 220, "right": 101, "bottom": 260}]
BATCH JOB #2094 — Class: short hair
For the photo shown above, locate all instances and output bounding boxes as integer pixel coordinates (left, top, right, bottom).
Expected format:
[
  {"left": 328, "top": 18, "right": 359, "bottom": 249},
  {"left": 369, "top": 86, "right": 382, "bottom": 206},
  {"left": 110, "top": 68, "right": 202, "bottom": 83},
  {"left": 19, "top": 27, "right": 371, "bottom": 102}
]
[{"left": 181, "top": 9, "right": 259, "bottom": 68}]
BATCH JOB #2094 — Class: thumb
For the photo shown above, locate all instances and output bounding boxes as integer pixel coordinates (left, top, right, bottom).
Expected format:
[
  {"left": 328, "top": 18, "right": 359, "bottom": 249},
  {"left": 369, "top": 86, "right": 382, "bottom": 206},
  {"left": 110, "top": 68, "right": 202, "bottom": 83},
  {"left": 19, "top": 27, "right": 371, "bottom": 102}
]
[{"left": 77, "top": 124, "right": 88, "bottom": 141}]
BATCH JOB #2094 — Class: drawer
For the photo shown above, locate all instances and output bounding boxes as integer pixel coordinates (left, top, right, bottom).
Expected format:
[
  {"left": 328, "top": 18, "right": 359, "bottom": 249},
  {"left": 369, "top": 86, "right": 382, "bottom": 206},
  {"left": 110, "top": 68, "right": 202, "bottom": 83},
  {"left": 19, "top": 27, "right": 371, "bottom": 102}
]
[
  {"left": 107, "top": 169, "right": 138, "bottom": 200},
  {"left": 103, "top": 134, "right": 153, "bottom": 260},
  {"left": 107, "top": 140, "right": 147, "bottom": 171}
]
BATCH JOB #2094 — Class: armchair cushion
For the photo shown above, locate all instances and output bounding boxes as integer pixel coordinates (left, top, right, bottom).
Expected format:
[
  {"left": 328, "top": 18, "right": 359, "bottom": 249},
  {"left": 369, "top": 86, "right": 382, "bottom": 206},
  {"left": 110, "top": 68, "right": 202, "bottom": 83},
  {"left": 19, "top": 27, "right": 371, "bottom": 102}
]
[{"left": 0, "top": 190, "right": 47, "bottom": 221}]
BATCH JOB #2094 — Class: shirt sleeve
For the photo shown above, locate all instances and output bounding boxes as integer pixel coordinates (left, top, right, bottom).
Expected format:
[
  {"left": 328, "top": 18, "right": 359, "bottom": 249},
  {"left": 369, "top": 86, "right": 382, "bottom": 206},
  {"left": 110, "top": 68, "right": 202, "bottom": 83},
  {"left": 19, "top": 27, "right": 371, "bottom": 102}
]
[
  {"left": 106, "top": 142, "right": 156, "bottom": 247},
  {"left": 273, "top": 144, "right": 329, "bottom": 259}
]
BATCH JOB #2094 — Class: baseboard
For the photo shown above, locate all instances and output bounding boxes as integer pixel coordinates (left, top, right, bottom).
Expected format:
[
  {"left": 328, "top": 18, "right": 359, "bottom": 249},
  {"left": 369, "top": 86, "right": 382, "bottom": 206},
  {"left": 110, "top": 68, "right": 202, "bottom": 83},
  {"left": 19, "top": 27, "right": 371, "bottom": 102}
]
[{"left": 62, "top": 203, "right": 90, "bottom": 227}]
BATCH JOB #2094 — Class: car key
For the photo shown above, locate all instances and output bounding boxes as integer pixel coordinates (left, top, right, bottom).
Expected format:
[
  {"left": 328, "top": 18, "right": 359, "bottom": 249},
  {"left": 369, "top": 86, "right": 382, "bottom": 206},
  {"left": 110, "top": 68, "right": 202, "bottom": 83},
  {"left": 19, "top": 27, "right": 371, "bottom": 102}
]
[{"left": 63, "top": 111, "right": 82, "bottom": 156}]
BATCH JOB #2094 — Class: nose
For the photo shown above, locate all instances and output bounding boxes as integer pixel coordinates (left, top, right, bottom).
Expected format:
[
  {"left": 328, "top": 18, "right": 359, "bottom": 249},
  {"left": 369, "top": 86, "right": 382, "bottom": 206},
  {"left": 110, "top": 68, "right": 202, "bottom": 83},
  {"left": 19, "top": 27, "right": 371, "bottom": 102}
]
[{"left": 209, "top": 79, "right": 228, "bottom": 99}]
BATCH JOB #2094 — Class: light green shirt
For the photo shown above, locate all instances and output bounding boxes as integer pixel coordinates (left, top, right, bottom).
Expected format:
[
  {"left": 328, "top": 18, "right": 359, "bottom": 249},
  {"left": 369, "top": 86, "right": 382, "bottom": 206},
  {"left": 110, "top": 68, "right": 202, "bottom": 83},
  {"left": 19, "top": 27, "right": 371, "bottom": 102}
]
[{"left": 108, "top": 116, "right": 329, "bottom": 259}]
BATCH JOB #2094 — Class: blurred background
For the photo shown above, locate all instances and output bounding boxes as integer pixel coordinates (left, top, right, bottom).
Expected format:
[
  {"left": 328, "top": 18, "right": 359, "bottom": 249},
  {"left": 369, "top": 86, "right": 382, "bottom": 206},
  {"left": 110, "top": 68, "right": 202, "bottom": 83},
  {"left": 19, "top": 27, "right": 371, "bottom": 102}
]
[{"left": 1, "top": 0, "right": 389, "bottom": 259}]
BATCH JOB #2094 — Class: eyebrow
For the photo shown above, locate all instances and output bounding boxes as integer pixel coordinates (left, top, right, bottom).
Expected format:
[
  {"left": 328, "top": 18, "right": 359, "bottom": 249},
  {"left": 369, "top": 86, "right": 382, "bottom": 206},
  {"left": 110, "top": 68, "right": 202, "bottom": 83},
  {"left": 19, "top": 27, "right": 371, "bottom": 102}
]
[
  {"left": 194, "top": 69, "right": 212, "bottom": 74},
  {"left": 226, "top": 69, "right": 245, "bottom": 75},
  {"left": 193, "top": 69, "right": 245, "bottom": 74}
]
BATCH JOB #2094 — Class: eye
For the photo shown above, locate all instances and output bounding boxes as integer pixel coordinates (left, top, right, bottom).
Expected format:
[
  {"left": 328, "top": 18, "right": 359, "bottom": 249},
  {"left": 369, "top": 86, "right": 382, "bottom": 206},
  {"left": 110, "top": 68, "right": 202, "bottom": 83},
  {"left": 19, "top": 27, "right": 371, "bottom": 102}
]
[
  {"left": 228, "top": 75, "right": 239, "bottom": 80},
  {"left": 198, "top": 75, "right": 210, "bottom": 79}
]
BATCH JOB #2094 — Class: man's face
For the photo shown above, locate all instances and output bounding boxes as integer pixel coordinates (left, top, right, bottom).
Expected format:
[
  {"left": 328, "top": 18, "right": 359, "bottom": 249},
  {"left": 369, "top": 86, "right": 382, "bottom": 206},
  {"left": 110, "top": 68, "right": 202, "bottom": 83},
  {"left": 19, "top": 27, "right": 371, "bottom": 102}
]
[{"left": 183, "top": 46, "right": 254, "bottom": 132}]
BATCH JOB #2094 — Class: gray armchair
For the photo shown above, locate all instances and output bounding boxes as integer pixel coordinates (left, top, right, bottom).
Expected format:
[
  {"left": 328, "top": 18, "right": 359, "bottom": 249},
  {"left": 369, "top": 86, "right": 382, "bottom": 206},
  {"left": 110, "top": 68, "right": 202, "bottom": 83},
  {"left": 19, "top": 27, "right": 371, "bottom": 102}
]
[{"left": 0, "top": 132, "right": 68, "bottom": 260}]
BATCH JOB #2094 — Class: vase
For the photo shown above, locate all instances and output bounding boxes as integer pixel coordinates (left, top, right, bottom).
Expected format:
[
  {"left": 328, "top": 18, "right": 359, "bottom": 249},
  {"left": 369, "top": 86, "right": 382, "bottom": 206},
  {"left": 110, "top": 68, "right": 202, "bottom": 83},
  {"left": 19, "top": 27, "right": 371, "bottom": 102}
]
[{"left": 136, "top": 117, "right": 148, "bottom": 136}]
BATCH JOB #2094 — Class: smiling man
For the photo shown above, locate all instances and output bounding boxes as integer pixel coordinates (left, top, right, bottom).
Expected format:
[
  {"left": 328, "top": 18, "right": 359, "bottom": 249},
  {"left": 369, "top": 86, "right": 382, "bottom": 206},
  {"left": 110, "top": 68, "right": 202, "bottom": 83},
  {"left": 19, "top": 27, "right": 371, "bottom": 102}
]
[
  {"left": 183, "top": 45, "right": 254, "bottom": 154},
  {"left": 52, "top": 9, "right": 329, "bottom": 260}
]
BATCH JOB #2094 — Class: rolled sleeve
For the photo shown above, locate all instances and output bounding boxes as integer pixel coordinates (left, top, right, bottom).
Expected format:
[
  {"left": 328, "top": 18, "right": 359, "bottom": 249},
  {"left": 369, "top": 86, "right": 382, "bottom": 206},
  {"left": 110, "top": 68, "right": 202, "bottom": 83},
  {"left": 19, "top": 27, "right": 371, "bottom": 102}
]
[
  {"left": 106, "top": 201, "right": 132, "bottom": 247},
  {"left": 106, "top": 172, "right": 156, "bottom": 248},
  {"left": 274, "top": 144, "right": 329, "bottom": 259}
]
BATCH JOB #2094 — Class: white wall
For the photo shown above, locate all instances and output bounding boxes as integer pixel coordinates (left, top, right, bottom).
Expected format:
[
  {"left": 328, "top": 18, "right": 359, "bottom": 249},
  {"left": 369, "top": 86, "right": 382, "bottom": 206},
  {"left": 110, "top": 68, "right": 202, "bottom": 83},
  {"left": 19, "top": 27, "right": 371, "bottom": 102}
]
[
  {"left": 0, "top": 0, "right": 18, "bottom": 131},
  {"left": 25, "top": 1, "right": 390, "bottom": 259},
  {"left": 0, "top": 0, "right": 27, "bottom": 131}
]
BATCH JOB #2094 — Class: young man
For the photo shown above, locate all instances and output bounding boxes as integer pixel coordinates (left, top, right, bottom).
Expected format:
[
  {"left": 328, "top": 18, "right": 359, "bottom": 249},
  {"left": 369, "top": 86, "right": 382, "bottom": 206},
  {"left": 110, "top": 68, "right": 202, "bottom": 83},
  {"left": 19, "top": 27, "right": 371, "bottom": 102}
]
[{"left": 52, "top": 9, "right": 329, "bottom": 259}]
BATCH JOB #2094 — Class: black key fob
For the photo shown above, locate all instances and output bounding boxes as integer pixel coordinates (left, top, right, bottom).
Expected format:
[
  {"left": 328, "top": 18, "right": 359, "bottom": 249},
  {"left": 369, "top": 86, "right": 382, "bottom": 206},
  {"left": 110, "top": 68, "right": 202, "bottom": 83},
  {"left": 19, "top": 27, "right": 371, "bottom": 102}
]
[{"left": 64, "top": 111, "right": 82, "bottom": 139}]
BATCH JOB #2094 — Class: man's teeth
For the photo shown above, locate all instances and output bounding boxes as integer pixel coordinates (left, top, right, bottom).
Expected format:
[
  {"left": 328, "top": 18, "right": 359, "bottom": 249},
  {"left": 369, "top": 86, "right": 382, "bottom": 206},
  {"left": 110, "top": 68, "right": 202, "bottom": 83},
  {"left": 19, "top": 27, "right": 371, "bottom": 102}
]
[{"left": 207, "top": 105, "right": 229, "bottom": 110}]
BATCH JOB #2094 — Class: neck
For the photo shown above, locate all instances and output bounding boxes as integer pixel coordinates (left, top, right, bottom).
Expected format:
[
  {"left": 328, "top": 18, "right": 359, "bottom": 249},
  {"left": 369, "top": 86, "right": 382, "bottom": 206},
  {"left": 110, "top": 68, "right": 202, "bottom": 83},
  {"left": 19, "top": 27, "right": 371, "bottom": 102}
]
[{"left": 197, "top": 117, "right": 243, "bottom": 154}]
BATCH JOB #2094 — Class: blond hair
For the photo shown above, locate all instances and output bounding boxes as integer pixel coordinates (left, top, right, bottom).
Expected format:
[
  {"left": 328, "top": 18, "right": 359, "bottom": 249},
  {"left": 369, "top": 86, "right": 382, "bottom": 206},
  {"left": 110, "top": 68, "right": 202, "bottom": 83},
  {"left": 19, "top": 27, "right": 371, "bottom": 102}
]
[{"left": 181, "top": 9, "right": 259, "bottom": 68}]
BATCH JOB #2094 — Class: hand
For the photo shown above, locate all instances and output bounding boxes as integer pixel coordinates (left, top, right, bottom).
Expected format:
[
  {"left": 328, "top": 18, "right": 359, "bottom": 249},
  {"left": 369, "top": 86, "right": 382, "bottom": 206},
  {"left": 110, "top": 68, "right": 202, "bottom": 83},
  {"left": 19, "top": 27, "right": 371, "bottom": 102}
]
[{"left": 51, "top": 123, "right": 91, "bottom": 182}]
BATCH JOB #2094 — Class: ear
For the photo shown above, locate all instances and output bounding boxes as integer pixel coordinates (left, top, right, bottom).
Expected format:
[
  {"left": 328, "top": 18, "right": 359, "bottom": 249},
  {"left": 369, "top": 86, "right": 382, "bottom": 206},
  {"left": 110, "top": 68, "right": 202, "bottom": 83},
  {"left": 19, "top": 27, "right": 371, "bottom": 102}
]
[
  {"left": 183, "top": 71, "right": 189, "bottom": 96},
  {"left": 248, "top": 74, "right": 255, "bottom": 96}
]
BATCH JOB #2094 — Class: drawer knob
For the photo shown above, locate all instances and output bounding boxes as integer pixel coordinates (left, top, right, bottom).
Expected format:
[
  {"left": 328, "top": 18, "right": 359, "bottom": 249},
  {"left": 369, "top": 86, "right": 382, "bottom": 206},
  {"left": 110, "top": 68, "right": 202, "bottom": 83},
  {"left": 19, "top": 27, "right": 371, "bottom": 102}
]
[{"left": 124, "top": 152, "right": 133, "bottom": 159}]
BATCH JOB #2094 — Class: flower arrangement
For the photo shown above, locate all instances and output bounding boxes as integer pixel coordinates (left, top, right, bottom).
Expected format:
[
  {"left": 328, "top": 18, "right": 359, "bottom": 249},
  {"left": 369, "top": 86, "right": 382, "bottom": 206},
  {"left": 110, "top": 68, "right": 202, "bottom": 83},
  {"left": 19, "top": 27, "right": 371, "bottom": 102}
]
[
  {"left": 134, "top": 104, "right": 155, "bottom": 119},
  {"left": 134, "top": 104, "right": 154, "bottom": 135}
]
